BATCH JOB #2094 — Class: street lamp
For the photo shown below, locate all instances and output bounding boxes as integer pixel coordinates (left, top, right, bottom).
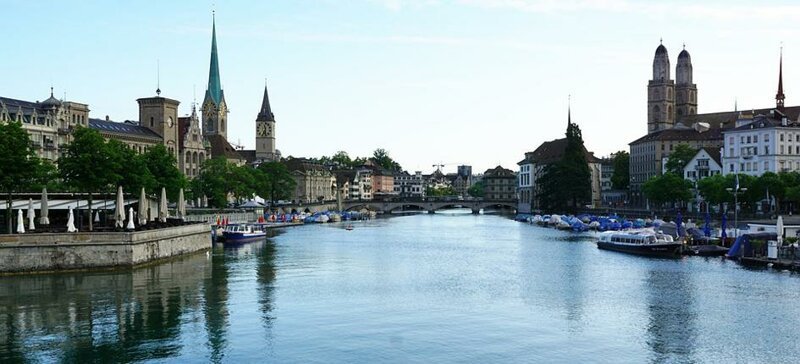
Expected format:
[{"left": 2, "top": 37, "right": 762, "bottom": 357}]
[{"left": 726, "top": 182, "right": 747, "bottom": 239}]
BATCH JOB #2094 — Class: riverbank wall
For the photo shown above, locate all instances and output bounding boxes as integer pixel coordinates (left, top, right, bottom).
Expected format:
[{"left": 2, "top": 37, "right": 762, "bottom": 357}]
[{"left": 0, "top": 223, "right": 211, "bottom": 274}]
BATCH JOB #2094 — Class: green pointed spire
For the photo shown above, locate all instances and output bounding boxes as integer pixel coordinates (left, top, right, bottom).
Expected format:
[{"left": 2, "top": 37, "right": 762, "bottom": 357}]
[{"left": 207, "top": 13, "right": 222, "bottom": 105}]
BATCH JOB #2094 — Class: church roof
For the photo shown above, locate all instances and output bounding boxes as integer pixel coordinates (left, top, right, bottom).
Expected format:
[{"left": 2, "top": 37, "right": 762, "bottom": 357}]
[
  {"left": 256, "top": 83, "right": 275, "bottom": 122},
  {"left": 239, "top": 149, "right": 257, "bottom": 164},
  {"left": 527, "top": 138, "right": 600, "bottom": 164},
  {"left": 89, "top": 118, "right": 162, "bottom": 139},
  {"left": 677, "top": 106, "right": 800, "bottom": 130},
  {"left": 678, "top": 49, "right": 690, "bottom": 60},
  {"left": 206, "top": 134, "right": 244, "bottom": 161},
  {"left": 655, "top": 44, "right": 668, "bottom": 55},
  {"left": 206, "top": 15, "right": 223, "bottom": 106}
]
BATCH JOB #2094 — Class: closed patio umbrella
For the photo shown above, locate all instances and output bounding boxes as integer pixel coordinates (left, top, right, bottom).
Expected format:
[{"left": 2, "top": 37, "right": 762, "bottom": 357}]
[
  {"left": 67, "top": 207, "right": 77, "bottom": 233},
  {"left": 126, "top": 207, "right": 136, "bottom": 230},
  {"left": 27, "top": 198, "right": 35, "bottom": 231},
  {"left": 703, "top": 212, "right": 711, "bottom": 238},
  {"left": 40, "top": 187, "right": 49, "bottom": 225},
  {"left": 16, "top": 209, "right": 25, "bottom": 234},
  {"left": 675, "top": 212, "right": 683, "bottom": 239},
  {"left": 721, "top": 213, "right": 727, "bottom": 241},
  {"left": 178, "top": 188, "right": 186, "bottom": 220},
  {"left": 777, "top": 215, "right": 784, "bottom": 245},
  {"left": 138, "top": 187, "right": 148, "bottom": 225},
  {"left": 115, "top": 186, "right": 125, "bottom": 228},
  {"left": 159, "top": 187, "right": 168, "bottom": 223}
]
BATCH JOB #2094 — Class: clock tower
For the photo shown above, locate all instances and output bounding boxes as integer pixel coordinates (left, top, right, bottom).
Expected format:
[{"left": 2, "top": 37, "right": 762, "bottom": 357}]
[
  {"left": 138, "top": 94, "right": 180, "bottom": 160},
  {"left": 255, "top": 82, "right": 278, "bottom": 161}
]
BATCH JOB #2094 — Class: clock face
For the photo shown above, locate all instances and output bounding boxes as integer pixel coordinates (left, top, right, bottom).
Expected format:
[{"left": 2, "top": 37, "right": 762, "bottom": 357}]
[
  {"left": 267, "top": 124, "right": 273, "bottom": 136},
  {"left": 167, "top": 117, "right": 174, "bottom": 128},
  {"left": 257, "top": 122, "right": 267, "bottom": 137}
]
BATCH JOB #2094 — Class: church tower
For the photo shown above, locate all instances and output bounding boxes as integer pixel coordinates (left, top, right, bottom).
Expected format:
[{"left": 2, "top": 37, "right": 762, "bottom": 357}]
[
  {"left": 201, "top": 13, "right": 228, "bottom": 139},
  {"left": 675, "top": 45, "right": 697, "bottom": 120},
  {"left": 255, "top": 82, "right": 278, "bottom": 161},
  {"left": 647, "top": 41, "right": 675, "bottom": 133},
  {"left": 776, "top": 48, "right": 786, "bottom": 112}
]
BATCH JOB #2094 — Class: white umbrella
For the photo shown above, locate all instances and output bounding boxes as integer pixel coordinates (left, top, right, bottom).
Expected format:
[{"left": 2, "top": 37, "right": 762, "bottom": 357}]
[
  {"left": 27, "top": 198, "right": 35, "bottom": 231},
  {"left": 159, "top": 187, "right": 168, "bottom": 223},
  {"left": 40, "top": 187, "right": 49, "bottom": 225},
  {"left": 67, "top": 207, "right": 77, "bottom": 233},
  {"left": 777, "top": 215, "right": 784, "bottom": 245},
  {"left": 115, "top": 185, "right": 125, "bottom": 228},
  {"left": 94, "top": 211, "right": 100, "bottom": 223},
  {"left": 138, "top": 187, "right": 148, "bottom": 225},
  {"left": 126, "top": 207, "right": 136, "bottom": 230},
  {"left": 202, "top": 195, "right": 208, "bottom": 208},
  {"left": 16, "top": 209, "right": 25, "bottom": 234},
  {"left": 178, "top": 188, "right": 186, "bottom": 220}
]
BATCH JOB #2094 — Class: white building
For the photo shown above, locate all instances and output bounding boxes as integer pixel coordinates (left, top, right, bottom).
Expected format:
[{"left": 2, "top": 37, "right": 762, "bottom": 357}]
[
  {"left": 394, "top": 171, "right": 425, "bottom": 198},
  {"left": 683, "top": 148, "right": 723, "bottom": 181},
  {"left": 349, "top": 168, "right": 373, "bottom": 201},
  {"left": 721, "top": 112, "right": 800, "bottom": 176}
]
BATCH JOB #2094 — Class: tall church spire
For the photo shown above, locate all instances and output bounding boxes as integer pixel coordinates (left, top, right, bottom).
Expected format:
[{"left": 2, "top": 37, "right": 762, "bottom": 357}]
[
  {"left": 566, "top": 95, "right": 571, "bottom": 131},
  {"left": 777, "top": 46, "right": 786, "bottom": 111},
  {"left": 257, "top": 80, "right": 275, "bottom": 122},
  {"left": 207, "top": 12, "right": 222, "bottom": 105}
]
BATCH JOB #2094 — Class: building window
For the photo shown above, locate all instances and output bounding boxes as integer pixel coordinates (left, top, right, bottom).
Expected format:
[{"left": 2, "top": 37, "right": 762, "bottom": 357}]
[
  {"left": 754, "top": 135, "right": 758, "bottom": 143},
  {"left": 747, "top": 136, "right": 751, "bottom": 143},
  {"left": 766, "top": 146, "right": 770, "bottom": 154},
  {"left": 780, "top": 133, "right": 784, "bottom": 142},
  {"left": 150, "top": 117, "right": 154, "bottom": 127},
  {"left": 765, "top": 134, "right": 770, "bottom": 142},
  {"left": 764, "top": 161, "right": 769, "bottom": 171}
]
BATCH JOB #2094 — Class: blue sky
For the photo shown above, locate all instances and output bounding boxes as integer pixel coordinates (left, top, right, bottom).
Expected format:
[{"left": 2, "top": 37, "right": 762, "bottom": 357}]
[{"left": 3, "top": 0, "right": 800, "bottom": 173}]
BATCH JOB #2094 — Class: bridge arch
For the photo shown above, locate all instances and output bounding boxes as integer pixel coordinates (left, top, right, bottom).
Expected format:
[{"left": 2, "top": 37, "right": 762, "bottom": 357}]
[
  {"left": 386, "top": 203, "right": 427, "bottom": 212},
  {"left": 343, "top": 203, "right": 384, "bottom": 212},
  {"left": 476, "top": 202, "right": 517, "bottom": 212}
]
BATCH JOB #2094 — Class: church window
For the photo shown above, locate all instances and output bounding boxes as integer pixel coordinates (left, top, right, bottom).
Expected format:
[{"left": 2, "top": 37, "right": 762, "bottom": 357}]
[
  {"left": 668, "top": 106, "right": 673, "bottom": 120},
  {"left": 668, "top": 88, "right": 672, "bottom": 99},
  {"left": 150, "top": 117, "right": 154, "bottom": 127}
]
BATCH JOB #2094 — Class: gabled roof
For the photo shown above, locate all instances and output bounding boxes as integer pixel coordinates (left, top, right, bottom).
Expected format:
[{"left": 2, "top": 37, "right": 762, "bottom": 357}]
[
  {"left": 726, "top": 113, "right": 800, "bottom": 132},
  {"left": 630, "top": 127, "right": 723, "bottom": 145},
  {"left": 700, "top": 147, "right": 722, "bottom": 166},
  {"left": 677, "top": 106, "right": 800, "bottom": 130},
  {"left": 483, "top": 165, "right": 515, "bottom": 177},
  {"left": 529, "top": 138, "right": 600, "bottom": 164},
  {"left": 206, "top": 134, "right": 244, "bottom": 161},
  {"left": 89, "top": 118, "right": 162, "bottom": 139}
]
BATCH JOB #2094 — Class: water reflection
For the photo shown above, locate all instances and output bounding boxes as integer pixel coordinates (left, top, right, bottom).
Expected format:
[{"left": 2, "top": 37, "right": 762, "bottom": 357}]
[
  {"left": 0, "top": 253, "right": 210, "bottom": 363},
  {"left": 644, "top": 268, "right": 697, "bottom": 363}
]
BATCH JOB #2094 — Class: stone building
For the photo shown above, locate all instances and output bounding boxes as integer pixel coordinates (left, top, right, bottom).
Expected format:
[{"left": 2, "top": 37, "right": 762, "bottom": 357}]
[
  {"left": 284, "top": 158, "right": 336, "bottom": 204},
  {"left": 628, "top": 43, "right": 800, "bottom": 206},
  {"left": 177, "top": 105, "right": 210, "bottom": 178},
  {"left": 483, "top": 166, "right": 516, "bottom": 201},
  {"left": 393, "top": 171, "right": 425, "bottom": 198}
]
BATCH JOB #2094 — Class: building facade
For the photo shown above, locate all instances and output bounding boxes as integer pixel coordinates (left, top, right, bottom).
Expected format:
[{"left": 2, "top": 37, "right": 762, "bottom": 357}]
[
  {"left": 721, "top": 112, "right": 800, "bottom": 176},
  {"left": 284, "top": 158, "right": 336, "bottom": 204},
  {"left": 483, "top": 166, "right": 516, "bottom": 201},
  {"left": 394, "top": 171, "right": 425, "bottom": 198}
]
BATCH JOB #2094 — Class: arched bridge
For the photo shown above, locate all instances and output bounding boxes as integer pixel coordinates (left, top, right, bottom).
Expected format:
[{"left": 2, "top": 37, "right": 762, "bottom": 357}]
[{"left": 342, "top": 198, "right": 517, "bottom": 214}]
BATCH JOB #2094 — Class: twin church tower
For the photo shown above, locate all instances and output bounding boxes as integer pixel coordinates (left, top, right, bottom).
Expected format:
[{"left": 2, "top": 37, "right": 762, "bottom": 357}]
[
  {"left": 201, "top": 14, "right": 279, "bottom": 163},
  {"left": 647, "top": 41, "right": 698, "bottom": 133}
]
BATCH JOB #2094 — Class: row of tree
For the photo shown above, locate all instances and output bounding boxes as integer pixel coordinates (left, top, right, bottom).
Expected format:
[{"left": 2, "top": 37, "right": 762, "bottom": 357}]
[
  {"left": 313, "top": 148, "right": 403, "bottom": 171},
  {"left": 190, "top": 158, "right": 296, "bottom": 209}
]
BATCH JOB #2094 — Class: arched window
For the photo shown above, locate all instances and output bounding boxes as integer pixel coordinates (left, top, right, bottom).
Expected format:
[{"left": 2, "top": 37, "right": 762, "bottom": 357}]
[{"left": 668, "top": 105, "right": 673, "bottom": 120}]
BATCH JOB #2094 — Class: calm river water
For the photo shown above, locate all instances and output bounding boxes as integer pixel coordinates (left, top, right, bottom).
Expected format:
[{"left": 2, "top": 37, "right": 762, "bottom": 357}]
[{"left": 2, "top": 212, "right": 800, "bottom": 363}]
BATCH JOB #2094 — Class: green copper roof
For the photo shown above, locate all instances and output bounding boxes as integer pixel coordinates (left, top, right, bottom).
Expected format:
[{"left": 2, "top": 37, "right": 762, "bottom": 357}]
[{"left": 207, "top": 15, "right": 222, "bottom": 106}]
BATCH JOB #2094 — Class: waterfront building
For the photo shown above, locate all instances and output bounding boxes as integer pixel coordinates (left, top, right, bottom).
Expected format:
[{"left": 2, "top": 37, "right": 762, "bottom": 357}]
[
  {"left": 284, "top": 158, "right": 336, "bottom": 204},
  {"left": 721, "top": 112, "right": 800, "bottom": 176},
  {"left": 668, "top": 147, "right": 723, "bottom": 180},
  {"left": 628, "top": 43, "right": 800, "bottom": 206},
  {"left": 351, "top": 168, "right": 373, "bottom": 201},
  {"left": 482, "top": 166, "right": 516, "bottom": 201},
  {"left": 393, "top": 171, "right": 425, "bottom": 198},
  {"left": 370, "top": 168, "right": 396, "bottom": 198}
]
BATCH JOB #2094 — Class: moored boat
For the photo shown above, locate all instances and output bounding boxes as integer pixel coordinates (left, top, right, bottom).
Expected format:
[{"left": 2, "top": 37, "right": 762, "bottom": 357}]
[
  {"left": 222, "top": 224, "right": 267, "bottom": 244},
  {"left": 596, "top": 230, "right": 682, "bottom": 258}
]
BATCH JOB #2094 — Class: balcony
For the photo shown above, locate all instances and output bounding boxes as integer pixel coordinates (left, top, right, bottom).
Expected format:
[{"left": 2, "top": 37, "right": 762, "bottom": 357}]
[
  {"left": 57, "top": 126, "right": 72, "bottom": 135},
  {"left": 694, "top": 164, "right": 710, "bottom": 170},
  {"left": 44, "top": 142, "right": 56, "bottom": 151},
  {"left": 30, "top": 141, "right": 42, "bottom": 150}
]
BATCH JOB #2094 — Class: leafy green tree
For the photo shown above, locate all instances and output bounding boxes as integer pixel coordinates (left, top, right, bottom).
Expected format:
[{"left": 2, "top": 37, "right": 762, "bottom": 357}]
[
  {"left": 107, "top": 139, "right": 155, "bottom": 195},
  {"left": 372, "top": 148, "right": 402, "bottom": 171},
  {"left": 230, "top": 165, "right": 258, "bottom": 202},
  {"left": 697, "top": 174, "right": 729, "bottom": 210},
  {"left": 537, "top": 122, "right": 592, "bottom": 212},
  {"left": 467, "top": 181, "right": 485, "bottom": 197},
  {"left": 331, "top": 151, "right": 353, "bottom": 168},
  {"left": 664, "top": 144, "right": 697, "bottom": 175},
  {"left": 426, "top": 186, "right": 456, "bottom": 197},
  {"left": 611, "top": 151, "right": 630, "bottom": 190},
  {"left": 0, "top": 121, "right": 47, "bottom": 233},
  {"left": 257, "top": 162, "right": 296, "bottom": 206},
  {"left": 191, "top": 157, "right": 233, "bottom": 208},
  {"left": 142, "top": 144, "right": 186, "bottom": 201},
  {"left": 59, "top": 127, "right": 119, "bottom": 231},
  {"left": 642, "top": 173, "right": 693, "bottom": 207}
]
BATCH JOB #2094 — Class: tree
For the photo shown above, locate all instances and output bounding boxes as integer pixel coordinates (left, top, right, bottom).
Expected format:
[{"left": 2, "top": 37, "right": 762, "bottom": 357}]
[
  {"left": 191, "top": 157, "right": 234, "bottom": 208},
  {"left": 467, "top": 181, "right": 485, "bottom": 197},
  {"left": 256, "top": 162, "right": 296, "bottom": 206},
  {"left": 142, "top": 144, "right": 186, "bottom": 201},
  {"left": 330, "top": 151, "right": 353, "bottom": 168},
  {"left": 372, "top": 148, "right": 402, "bottom": 171},
  {"left": 697, "top": 174, "right": 729, "bottom": 210},
  {"left": 426, "top": 186, "right": 456, "bottom": 197},
  {"left": 59, "top": 127, "right": 119, "bottom": 231},
  {"left": 664, "top": 144, "right": 697, "bottom": 175},
  {"left": 611, "top": 151, "right": 630, "bottom": 190},
  {"left": 537, "top": 122, "right": 592, "bottom": 213},
  {"left": 107, "top": 139, "right": 155, "bottom": 195},
  {"left": 0, "top": 121, "right": 46, "bottom": 233},
  {"left": 642, "top": 173, "right": 693, "bottom": 207}
]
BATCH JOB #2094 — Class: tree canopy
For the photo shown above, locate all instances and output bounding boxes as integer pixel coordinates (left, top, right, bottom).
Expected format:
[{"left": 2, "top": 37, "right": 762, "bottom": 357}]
[
  {"left": 642, "top": 172, "right": 693, "bottom": 206},
  {"left": 664, "top": 144, "right": 697, "bottom": 175},
  {"left": 537, "top": 122, "right": 592, "bottom": 212},
  {"left": 610, "top": 151, "right": 630, "bottom": 190},
  {"left": 0, "top": 121, "right": 47, "bottom": 232},
  {"left": 256, "top": 161, "right": 296, "bottom": 205},
  {"left": 372, "top": 148, "right": 402, "bottom": 171}
]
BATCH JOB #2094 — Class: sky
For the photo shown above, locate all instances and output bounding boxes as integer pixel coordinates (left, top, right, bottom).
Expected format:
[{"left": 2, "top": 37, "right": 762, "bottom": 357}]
[{"left": 3, "top": 0, "right": 800, "bottom": 174}]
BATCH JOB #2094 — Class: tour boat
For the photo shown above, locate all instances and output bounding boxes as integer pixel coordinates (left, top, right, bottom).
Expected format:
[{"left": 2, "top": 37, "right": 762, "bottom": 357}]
[
  {"left": 596, "top": 229, "right": 682, "bottom": 258},
  {"left": 222, "top": 224, "right": 267, "bottom": 244}
]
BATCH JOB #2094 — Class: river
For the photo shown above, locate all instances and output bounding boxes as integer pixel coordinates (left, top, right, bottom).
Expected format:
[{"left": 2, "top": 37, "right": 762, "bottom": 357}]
[{"left": 1, "top": 211, "right": 799, "bottom": 363}]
